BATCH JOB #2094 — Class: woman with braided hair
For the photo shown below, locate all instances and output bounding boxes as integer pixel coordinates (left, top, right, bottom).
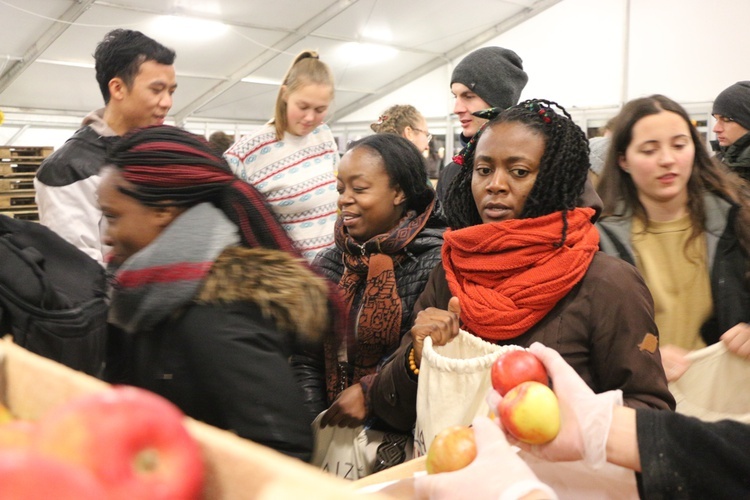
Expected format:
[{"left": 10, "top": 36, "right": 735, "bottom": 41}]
[
  {"left": 370, "top": 104, "right": 432, "bottom": 155},
  {"left": 371, "top": 99, "right": 674, "bottom": 435},
  {"left": 100, "top": 124, "right": 343, "bottom": 461}
]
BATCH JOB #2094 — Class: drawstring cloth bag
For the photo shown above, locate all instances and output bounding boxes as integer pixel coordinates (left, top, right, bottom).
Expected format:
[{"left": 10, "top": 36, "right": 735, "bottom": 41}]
[
  {"left": 414, "top": 329, "right": 521, "bottom": 455},
  {"left": 669, "top": 341, "right": 750, "bottom": 423}
]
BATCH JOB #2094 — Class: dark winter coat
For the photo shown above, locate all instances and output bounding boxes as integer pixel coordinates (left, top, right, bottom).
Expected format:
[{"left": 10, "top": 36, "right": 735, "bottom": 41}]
[
  {"left": 291, "top": 220, "right": 445, "bottom": 422},
  {"left": 636, "top": 409, "right": 750, "bottom": 498},
  {"left": 370, "top": 252, "right": 675, "bottom": 432},
  {"left": 107, "top": 247, "right": 326, "bottom": 462},
  {"left": 716, "top": 132, "right": 750, "bottom": 182}
]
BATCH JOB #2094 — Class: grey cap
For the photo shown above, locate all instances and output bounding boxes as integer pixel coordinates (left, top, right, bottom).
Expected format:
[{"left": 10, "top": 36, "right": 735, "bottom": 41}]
[
  {"left": 712, "top": 81, "right": 750, "bottom": 130},
  {"left": 451, "top": 46, "right": 528, "bottom": 109}
]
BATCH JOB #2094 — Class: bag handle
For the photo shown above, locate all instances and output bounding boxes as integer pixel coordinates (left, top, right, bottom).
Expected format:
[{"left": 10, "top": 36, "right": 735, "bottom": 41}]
[{"left": 422, "top": 331, "right": 523, "bottom": 373}]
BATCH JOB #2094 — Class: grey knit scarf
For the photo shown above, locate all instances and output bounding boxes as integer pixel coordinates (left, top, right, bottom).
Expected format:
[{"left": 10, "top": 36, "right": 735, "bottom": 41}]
[{"left": 108, "top": 203, "right": 240, "bottom": 334}]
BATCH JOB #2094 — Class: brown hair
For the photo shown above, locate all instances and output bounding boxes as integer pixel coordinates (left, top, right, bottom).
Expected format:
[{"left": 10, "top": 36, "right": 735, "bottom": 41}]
[
  {"left": 272, "top": 50, "right": 334, "bottom": 140},
  {"left": 598, "top": 94, "right": 750, "bottom": 279},
  {"left": 370, "top": 104, "right": 424, "bottom": 136}
]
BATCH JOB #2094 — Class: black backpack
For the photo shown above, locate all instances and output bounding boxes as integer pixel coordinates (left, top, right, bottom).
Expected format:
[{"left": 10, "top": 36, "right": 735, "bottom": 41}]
[{"left": 0, "top": 215, "right": 108, "bottom": 376}]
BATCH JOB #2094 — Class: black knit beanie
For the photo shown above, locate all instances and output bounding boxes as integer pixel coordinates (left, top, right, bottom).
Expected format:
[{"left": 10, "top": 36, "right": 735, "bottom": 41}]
[
  {"left": 451, "top": 46, "right": 529, "bottom": 109},
  {"left": 712, "top": 81, "right": 750, "bottom": 130}
]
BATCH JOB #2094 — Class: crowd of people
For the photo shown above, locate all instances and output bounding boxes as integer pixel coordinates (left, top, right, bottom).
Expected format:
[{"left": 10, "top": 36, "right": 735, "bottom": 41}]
[{"left": 23, "top": 26, "right": 750, "bottom": 498}]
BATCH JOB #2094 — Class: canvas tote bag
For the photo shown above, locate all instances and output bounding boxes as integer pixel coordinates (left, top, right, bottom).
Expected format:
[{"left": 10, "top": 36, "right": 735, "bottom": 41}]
[
  {"left": 669, "top": 341, "right": 750, "bottom": 423},
  {"left": 310, "top": 410, "right": 414, "bottom": 480},
  {"left": 414, "top": 329, "right": 521, "bottom": 456}
]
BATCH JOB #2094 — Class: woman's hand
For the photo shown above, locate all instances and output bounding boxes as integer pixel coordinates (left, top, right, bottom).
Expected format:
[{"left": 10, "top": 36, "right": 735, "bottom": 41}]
[
  {"left": 659, "top": 344, "right": 691, "bottom": 382},
  {"left": 721, "top": 323, "right": 750, "bottom": 359},
  {"left": 410, "top": 297, "right": 461, "bottom": 367},
  {"left": 320, "top": 384, "right": 366, "bottom": 428}
]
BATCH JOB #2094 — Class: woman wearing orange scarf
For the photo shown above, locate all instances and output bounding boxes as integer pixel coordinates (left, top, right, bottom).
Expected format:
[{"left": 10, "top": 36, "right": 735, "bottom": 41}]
[{"left": 369, "top": 100, "right": 675, "bottom": 433}]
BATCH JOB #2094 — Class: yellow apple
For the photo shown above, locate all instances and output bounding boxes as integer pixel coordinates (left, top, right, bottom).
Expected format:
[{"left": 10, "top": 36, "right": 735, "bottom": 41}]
[
  {"left": 498, "top": 381, "right": 560, "bottom": 445},
  {"left": 426, "top": 425, "right": 477, "bottom": 474},
  {"left": 0, "top": 421, "right": 35, "bottom": 450},
  {"left": 0, "top": 403, "right": 14, "bottom": 425}
]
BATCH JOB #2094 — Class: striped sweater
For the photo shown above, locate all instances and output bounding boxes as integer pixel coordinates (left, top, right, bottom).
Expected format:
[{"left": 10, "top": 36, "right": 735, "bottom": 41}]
[{"left": 224, "top": 123, "right": 339, "bottom": 261}]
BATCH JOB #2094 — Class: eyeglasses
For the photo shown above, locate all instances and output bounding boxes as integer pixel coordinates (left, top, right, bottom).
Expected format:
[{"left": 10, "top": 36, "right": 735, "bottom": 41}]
[{"left": 412, "top": 128, "right": 432, "bottom": 142}]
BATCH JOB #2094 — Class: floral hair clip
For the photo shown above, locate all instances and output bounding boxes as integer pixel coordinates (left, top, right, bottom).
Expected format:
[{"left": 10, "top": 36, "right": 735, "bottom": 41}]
[
  {"left": 472, "top": 107, "right": 503, "bottom": 120},
  {"left": 452, "top": 121, "right": 489, "bottom": 166},
  {"left": 377, "top": 114, "right": 388, "bottom": 124},
  {"left": 526, "top": 101, "right": 555, "bottom": 124}
]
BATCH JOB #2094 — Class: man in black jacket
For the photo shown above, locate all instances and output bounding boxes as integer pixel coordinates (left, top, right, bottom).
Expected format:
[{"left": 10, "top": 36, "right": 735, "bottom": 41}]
[
  {"left": 712, "top": 81, "right": 750, "bottom": 182},
  {"left": 34, "top": 29, "right": 177, "bottom": 264},
  {"left": 436, "top": 46, "right": 528, "bottom": 201}
]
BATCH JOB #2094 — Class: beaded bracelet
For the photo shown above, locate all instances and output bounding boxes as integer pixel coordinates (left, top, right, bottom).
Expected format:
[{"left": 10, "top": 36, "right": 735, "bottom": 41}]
[{"left": 408, "top": 346, "right": 420, "bottom": 376}]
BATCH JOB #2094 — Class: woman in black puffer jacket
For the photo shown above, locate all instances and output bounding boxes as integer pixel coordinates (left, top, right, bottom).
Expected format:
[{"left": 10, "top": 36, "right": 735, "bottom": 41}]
[{"left": 292, "top": 134, "right": 445, "bottom": 434}]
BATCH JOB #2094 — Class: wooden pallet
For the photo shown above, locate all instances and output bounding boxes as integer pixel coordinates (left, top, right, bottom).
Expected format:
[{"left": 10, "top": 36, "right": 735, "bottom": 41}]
[
  {"left": 0, "top": 177, "right": 35, "bottom": 192},
  {"left": 0, "top": 210, "right": 39, "bottom": 222},
  {"left": 0, "top": 193, "right": 36, "bottom": 209},
  {"left": 0, "top": 146, "right": 53, "bottom": 161},
  {"left": 0, "top": 162, "right": 41, "bottom": 176}
]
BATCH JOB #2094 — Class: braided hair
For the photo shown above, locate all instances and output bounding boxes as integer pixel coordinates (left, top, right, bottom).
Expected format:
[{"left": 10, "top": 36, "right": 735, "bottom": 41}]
[
  {"left": 107, "top": 125, "right": 300, "bottom": 252},
  {"left": 106, "top": 125, "right": 346, "bottom": 339},
  {"left": 443, "top": 99, "right": 591, "bottom": 244},
  {"left": 370, "top": 104, "right": 425, "bottom": 136}
]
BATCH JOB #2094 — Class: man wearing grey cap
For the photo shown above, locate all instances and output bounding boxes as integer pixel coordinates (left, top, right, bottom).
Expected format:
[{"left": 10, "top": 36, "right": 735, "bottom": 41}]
[
  {"left": 436, "top": 46, "right": 529, "bottom": 201},
  {"left": 712, "top": 81, "right": 750, "bottom": 182}
]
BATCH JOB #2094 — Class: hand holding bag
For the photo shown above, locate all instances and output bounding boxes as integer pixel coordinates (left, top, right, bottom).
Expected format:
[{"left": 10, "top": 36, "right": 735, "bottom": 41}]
[
  {"left": 414, "top": 329, "right": 521, "bottom": 456},
  {"left": 669, "top": 341, "right": 750, "bottom": 423},
  {"left": 310, "top": 411, "right": 414, "bottom": 480}
]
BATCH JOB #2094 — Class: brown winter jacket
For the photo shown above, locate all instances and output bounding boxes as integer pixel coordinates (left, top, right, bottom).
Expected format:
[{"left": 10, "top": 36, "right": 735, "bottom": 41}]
[
  {"left": 369, "top": 181, "right": 675, "bottom": 432},
  {"left": 370, "top": 252, "right": 675, "bottom": 432}
]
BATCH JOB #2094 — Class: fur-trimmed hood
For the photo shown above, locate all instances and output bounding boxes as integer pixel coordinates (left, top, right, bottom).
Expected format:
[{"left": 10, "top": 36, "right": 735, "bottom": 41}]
[{"left": 196, "top": 246, "right": 330, "bottom": 343}]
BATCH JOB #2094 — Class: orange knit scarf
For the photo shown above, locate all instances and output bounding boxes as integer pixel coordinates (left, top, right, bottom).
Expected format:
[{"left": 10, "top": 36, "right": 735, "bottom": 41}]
[{"left": 443, "top": 207, "right": 600, "bottom": 341}]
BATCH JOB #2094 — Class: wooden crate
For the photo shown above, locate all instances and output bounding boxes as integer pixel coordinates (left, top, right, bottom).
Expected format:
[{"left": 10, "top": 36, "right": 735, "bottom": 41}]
[
  {"left": 0, "top": 146, "right": 53, "bottom": 161},
  {"left": 0, "top": 210, "right": 39, "bottom": 222},
  {"left": 0, "top": 339, "right": 394, "bottom": 500},
  {"left": 0, "top": 177, "right": 35, "bottom": 192},
  {"left": 0, "top": 193, "right": 36, "bottom": 209},
  {"left": 0, "top": 162, "right": 41, "bottom": 176}
]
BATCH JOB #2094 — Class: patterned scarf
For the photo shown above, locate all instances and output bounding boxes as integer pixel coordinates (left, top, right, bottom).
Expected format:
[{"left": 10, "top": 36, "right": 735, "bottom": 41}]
[
  {"left": 443, "top": 207, "right": 599, "bottom": 341},
  {"left": 324, "top": 198, "right": 436, "bottom": 403},
  {"left": 108, "top": 203, "right": 240, "bottom": 334}
]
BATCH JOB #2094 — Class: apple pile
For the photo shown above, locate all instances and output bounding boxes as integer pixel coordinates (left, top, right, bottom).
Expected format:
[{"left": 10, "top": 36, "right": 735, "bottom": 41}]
[
  {"left": 0, "top": 386, "right": 204, "bottom": 499},
  {"left": 425, "top": 425, "right": 477, "bottom": 475},
  {"left": 491, "top": 350, "right": 560, "bottom": 445}
]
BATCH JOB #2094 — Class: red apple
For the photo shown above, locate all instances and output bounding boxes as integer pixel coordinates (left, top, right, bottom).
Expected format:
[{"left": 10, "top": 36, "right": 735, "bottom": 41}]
[
  {"left": 426, "top": 425, "right": 477, "bottom": 474},
  {"left": 0, "top": 450, "right": 107, "bottom": 499},
  {"left": 498, "top": 381, "right": 560, "bottom": 445},
  {"left": 33, "top": 386, "right": 204, "bottom": 500},
  {"left": 491, "top": 349, "right": 549, "bottom": 396}
]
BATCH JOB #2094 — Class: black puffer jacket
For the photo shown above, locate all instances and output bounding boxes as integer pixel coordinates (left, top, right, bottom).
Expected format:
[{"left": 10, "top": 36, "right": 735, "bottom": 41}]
[
  {"left": 292, "top": 217, "right": 445, "bottom": 421},
  {"left": 716, "top": 132, "right": 750, "bottom": 182}
]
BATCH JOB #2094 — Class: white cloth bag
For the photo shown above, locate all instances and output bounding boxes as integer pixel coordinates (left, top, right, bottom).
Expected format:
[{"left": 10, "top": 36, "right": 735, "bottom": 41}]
[
  {"left": 310, "top": 411, "right": 370, "bottom": 480},
  {"left": 310, "top": 410, "right": 414, "bottom": 480},
  {"left": 414, "top": 329, "right": 521, "bottom": 456},
  {"left": 669, "top": 341, "right": 750, "bottom": 423}
]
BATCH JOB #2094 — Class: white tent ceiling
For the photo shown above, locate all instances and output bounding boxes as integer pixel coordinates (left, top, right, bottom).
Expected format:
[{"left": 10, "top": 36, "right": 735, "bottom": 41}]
[
  {"left": 0, "top": 0, "right": 560, "bottom": 129},
  {"left": 1, "top": 0, "right": 749, "bottom": 148}
]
